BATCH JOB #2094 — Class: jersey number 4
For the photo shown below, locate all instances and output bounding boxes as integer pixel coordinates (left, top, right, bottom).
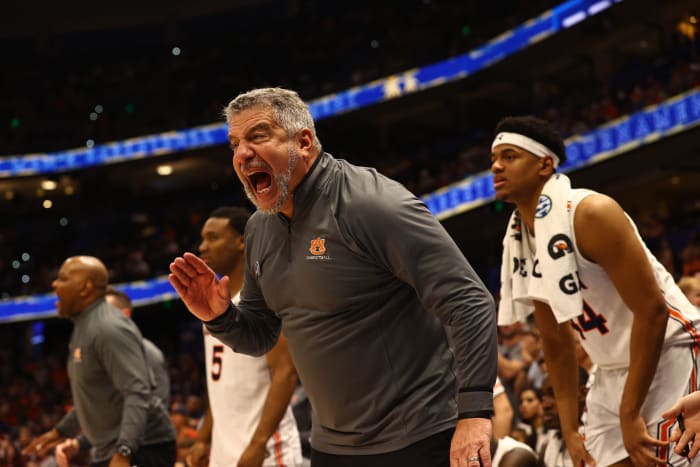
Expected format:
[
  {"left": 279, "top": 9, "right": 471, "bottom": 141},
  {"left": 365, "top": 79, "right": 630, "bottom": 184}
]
[
  {"left": 571, "top": 301, "right": 609, "bottom": 339},
  {"left": 211, "top": 345, "right": 224, "bottom": 381}
]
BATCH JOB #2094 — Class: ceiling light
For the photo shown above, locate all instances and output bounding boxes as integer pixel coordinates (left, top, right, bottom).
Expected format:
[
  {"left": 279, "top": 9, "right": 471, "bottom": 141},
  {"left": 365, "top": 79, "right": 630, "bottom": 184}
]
[
  {"left": 41, "top": 180, "right": 58, "bottom": 190},
  {"left": 157, "top": 165, "right": 173, "bottom": 176}
]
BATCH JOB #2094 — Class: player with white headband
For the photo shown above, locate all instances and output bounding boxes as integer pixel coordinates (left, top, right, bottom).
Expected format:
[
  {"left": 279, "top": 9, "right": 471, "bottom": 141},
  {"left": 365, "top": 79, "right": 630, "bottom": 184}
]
[{"left": 492, "top": 115, "right": 700, "bottom": 466}]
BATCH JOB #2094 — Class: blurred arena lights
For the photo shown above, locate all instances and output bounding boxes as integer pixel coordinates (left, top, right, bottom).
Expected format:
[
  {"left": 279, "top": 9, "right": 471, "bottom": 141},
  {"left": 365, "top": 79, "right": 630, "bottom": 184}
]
[
  {"left": 156, "top": 164, "right": 173, "bottom": 176},
  {"left": 40, "top": 179, "right": 57, "bottom": 190}
]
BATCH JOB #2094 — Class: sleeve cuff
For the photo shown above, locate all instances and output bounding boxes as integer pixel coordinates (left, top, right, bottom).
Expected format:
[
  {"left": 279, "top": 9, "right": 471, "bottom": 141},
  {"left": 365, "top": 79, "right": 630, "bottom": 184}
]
[
  {"left": 457, "top": 389, "right": 494, "bottom": 416},
  {"left": 458, "top": 410, "right": 494, "bottom": 419},
  {"left": 203, "top": 303, "right": 236, "bottom": 328}
]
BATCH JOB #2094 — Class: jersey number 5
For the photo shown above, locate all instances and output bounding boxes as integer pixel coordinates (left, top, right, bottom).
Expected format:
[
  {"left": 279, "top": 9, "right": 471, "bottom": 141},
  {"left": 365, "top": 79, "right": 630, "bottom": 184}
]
[{"left": 211, "top": 345, "right": 224, "bottom": 381}]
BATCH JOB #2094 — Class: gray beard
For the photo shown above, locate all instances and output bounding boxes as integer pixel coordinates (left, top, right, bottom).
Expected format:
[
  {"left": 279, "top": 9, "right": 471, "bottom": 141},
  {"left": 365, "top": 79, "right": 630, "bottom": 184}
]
[{"left": 243, "top": 145, "right": 298, "bottom": 215}]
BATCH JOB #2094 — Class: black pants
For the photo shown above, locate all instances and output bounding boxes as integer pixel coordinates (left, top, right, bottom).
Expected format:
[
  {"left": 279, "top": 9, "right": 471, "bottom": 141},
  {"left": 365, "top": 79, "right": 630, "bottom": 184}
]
[
  {"left": 310, "top": 429, "right": 453, "bottom": 467},
  {"left": 90, "top": 441, "right": 177, "bottom": 467}
]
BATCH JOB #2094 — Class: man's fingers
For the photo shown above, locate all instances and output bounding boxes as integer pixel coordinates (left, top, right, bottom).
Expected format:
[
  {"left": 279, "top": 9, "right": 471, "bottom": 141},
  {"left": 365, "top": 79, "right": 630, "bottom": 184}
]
[
  {"left": 676, "top": 429, "right": 694, "bottom": 451},
  {"left": 669, "top": 426, "right": 682, "bottom": 443},
  {"left": 479, "top": 443, "right": 492, "bottom": 467},
  {"left": 661, "top": 401, "right": 682, "bottom": 420},
  {"left": 171, "top": 257, "right": 199, "bottom": 279},
  {"left": 645, "top": 435, "right": 669, "bottom": 448},
  {"left": 577, "top": 449, "right": 596, "bottom": 467},
  {"left": 183, "top": 252, "right": 212, "bottom": 274},
  {"left": 168, "top": 273, "right": 188, "bottom": 296}
]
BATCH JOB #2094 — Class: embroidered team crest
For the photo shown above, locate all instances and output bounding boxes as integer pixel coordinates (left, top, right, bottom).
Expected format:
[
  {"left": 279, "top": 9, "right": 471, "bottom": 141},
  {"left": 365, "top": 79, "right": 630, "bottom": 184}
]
[
  {"left": 309, "top": 237, "right": 326, "bottom": 256},
  {"left": 535, "top": 195, "right": 552, "bottom": 218},
  {"left": 73, "top": 347, "right": 82, "bottom": 362}
]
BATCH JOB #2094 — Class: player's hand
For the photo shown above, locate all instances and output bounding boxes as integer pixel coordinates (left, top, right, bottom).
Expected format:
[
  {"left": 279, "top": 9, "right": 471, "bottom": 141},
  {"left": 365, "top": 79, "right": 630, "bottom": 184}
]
[
  {"left": 169, "top": 252, "right": 232, "bottom": 321},
  {"left": 620, "top": 414, "right": 667, "bottom": 466},
  {"left": 186, "top": 441, "right": 210, "bottom": 467},
  {"left": 450, "top": 418, "right": 492, "bottom": 467},
  {"left": 662, "top": 392, "right": 700, "bottom": 458},
  {"left": 55, "top": 438, "right": 80, "bottom": 467},
  {"left": 22, "top": 428, "right": 63, "bottom": 458},
  {"left": 237, "top": 440, "right": 266, "bottom": 467},
  {"left": 562, "top": 431, "right": 596, "bottom": 467}
]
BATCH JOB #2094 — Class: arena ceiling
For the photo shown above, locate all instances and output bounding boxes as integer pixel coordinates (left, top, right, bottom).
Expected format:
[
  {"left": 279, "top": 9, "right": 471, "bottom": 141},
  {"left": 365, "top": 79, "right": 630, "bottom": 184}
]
[{"left": 0, "top": 0, "right": 272, "bottom": 39}]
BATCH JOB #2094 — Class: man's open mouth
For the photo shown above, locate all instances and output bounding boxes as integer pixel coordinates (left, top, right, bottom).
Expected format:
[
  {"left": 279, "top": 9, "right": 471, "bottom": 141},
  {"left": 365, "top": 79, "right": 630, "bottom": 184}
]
[{"left": 248, "top": 171, "right": 273, "bottom": 194}]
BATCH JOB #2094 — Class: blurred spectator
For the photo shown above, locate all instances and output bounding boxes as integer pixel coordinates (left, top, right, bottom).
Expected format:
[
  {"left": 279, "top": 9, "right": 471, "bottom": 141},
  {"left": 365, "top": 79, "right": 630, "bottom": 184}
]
[
  {"left": 514, "top": 387, "right": 545, "bottom": 453},
  {"left": 681, "top": 237, "right": 700, "bottom": 277},
  {"left": 678, "top": 275, "right": 700, "bottom": 309}
]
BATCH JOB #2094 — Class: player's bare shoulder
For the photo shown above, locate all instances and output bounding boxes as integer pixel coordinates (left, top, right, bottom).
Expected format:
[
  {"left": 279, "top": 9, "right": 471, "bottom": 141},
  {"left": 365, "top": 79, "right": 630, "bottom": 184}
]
[{"left": 573, "top": 192, "right": 635, "bottom": 265}]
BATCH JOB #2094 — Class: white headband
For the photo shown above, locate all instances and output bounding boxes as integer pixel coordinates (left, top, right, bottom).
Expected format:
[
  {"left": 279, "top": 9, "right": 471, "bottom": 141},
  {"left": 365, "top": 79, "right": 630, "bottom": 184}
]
[{"left": 491, "top": 132, "right": 560, "bottom": 168}]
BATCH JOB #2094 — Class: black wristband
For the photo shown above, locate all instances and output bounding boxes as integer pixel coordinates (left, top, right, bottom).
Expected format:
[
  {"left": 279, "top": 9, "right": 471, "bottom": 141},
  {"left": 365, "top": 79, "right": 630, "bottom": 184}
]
[{"left": 458, "top": 410, "right": 493, "bottom": 419}]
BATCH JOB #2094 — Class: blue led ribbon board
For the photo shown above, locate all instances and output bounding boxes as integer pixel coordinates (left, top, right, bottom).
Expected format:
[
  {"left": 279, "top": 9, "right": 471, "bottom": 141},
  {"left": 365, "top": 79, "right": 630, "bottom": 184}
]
[{"left": 0, "top": 0, "right": 621, "bottom": 178}]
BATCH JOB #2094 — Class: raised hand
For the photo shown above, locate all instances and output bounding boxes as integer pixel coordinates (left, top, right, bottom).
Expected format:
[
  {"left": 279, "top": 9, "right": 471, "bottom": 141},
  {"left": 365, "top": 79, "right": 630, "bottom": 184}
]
[
  {"left": 21, "top": 428, "right": 63, "bottom": 458},
  {"left": 55, "top": 438, "right": 79, "bottom": 467},
  {"left": 169, "top": 252, "right": 232, "bottom": 321}
]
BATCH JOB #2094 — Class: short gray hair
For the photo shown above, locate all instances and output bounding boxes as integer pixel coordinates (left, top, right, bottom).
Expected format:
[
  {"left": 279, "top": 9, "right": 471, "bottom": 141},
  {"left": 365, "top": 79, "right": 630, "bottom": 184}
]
[{"left": 224, "top": 87, "right": 321, "bottom": 152}]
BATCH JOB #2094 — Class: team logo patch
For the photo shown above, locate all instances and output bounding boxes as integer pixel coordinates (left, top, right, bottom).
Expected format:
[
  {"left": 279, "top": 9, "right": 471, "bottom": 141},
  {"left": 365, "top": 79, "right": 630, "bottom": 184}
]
[
  {"left": 307, "top": 236, "right": 332, "bottom": 261},
  {"left": 73, "top": 347, "right": 81, "bottom": 362},
  {"left": 535, "top": 195, "right": 552, "bottom": 218},
  {"left": 547, "top": 233, "right": 574, "bottom": 259},
  {"left": 309, "top": 237, "right": 326, "bottom": 256}
]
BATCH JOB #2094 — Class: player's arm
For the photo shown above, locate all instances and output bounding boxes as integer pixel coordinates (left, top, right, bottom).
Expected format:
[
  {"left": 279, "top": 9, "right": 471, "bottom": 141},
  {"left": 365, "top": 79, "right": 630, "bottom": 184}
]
[
  {"left": 195, "top": 407, "right": 213, "bottom": 444},
  {"left": 492, "top": 390, "right": 514, "bottom": 439},
  {"left": 532, "top": 301, "right": 588, "bottom": 464},
  {"left": 574, "top": 194, "right": 668, "bottom": 463},
  {"left": 239, "top": 333, "right": 297, "bottom": 466},
  {"left": 188, "top": 407, "right": 213, "bottom": 467}
]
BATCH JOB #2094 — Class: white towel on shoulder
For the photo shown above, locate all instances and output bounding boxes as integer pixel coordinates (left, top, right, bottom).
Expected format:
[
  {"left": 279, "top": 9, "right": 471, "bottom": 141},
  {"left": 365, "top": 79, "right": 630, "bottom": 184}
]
[{"left": 498, "top": 173, "right": 583, "bottom": 325}]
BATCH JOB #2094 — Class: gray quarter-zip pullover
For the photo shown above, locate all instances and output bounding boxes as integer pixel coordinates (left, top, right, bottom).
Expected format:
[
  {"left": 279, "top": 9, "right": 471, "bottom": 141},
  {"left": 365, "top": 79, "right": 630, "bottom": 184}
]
[
  {"left": 207, "top": 152, "right": 497, "bottom": 455},
  {"left": 56, "top": 299, "right": 175, "bottom": 462}
]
